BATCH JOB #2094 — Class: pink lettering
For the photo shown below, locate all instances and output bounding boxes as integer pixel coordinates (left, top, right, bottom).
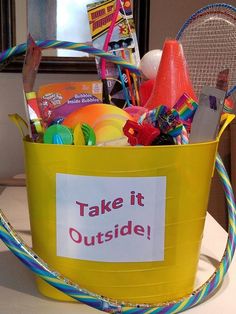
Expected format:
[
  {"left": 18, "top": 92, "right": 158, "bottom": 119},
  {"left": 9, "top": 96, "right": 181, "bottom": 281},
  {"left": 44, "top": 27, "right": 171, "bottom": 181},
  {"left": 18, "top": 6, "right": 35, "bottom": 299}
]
[
  {"left": 84, "top": 236, "right": 95, "bottom": 246},
  {"left": 92, "top": 13, "right": 113, "bottom": 31},
  {"left": 96, "top": 232, "right": 104, "bottom": 244},
  {"left": 75, "top": 201, "right": 88, "bottom": 216},
  {"left": 69, "top": 222, "right": 151, "bottom": 246},
  {"left": 134, "top": 225, "right": 145, "bottom": 236},
  {"left": 69, "top": 228, "right": 82, "bottom": 243},
  {"left": 101, "top": 199, "right": 112, "bottom": 214},
  {"left": 120, "top": 220, "right": 132, "bottom": 236},
  {"left": 112, "top": 197, "right": 123, "bottom": 209},
  {"left": 136, "top": 192, "right": 145, "bottom": 206},
  {"left": 91, "top": 8, "right": 106, "bottom": 20},
  {"left": 104, "top": 230, "right": 113, "bottom": 242},
  {"left": 89, "top": 206, "right": 99, "bottom": 217}
]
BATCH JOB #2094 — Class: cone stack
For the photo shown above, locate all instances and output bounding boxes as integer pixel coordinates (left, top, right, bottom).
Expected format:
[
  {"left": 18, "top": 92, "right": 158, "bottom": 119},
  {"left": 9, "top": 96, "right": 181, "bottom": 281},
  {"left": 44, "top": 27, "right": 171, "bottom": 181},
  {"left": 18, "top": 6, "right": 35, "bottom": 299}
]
[{"left": 145, "top": 40, "right": 197, "bottom": 110}]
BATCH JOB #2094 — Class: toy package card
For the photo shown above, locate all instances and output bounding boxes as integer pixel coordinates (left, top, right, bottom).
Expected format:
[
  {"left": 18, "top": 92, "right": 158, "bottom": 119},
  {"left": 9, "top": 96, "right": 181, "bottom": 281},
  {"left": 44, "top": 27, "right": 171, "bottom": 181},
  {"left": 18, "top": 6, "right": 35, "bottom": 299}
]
[
  {"left": 37, "top": 81, "right": 103, "bottom": 126},
  {"left": 87, "top": 0, "right": 140, "bottom": 108}
]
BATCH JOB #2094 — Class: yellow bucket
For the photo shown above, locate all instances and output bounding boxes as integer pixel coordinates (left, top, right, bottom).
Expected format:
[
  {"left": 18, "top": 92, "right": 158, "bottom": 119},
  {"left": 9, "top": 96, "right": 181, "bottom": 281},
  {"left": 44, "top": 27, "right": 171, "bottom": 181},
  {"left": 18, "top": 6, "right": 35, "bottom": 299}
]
[{"left": 23, "top": 115, "right": 233, "bottom": 304}]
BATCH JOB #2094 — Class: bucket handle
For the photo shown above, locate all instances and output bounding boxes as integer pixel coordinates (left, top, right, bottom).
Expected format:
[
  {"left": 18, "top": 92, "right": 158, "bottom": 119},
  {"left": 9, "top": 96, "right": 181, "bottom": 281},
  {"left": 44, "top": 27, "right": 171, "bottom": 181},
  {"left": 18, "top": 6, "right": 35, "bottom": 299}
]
[
  {"left": 0, "top": 153, "right": 235, "bottom": 314},
  {"left": 8, "top": 114, "right": 29, "bottom": 138},
  {"left": 217, "top": 113, "right": 235, "bottom": 140}
]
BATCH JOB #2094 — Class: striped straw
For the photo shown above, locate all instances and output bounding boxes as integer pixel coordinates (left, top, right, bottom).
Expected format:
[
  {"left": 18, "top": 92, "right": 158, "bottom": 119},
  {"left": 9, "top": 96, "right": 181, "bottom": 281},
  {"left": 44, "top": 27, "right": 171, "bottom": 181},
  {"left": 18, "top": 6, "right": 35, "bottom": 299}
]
[
  {"left": 181, "top": 126, "right": 189, "bottom": 144},
  {"left": 0, "top": 153, "right": 235, "bottom": 313}
]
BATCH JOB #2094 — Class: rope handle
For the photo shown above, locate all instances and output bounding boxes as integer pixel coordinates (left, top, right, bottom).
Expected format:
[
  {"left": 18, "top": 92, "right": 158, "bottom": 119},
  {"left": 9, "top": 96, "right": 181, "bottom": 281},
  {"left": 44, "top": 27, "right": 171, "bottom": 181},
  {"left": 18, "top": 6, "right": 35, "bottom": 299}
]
[{"left": 0, "top": 41, "right": 235, "bottom": 313}]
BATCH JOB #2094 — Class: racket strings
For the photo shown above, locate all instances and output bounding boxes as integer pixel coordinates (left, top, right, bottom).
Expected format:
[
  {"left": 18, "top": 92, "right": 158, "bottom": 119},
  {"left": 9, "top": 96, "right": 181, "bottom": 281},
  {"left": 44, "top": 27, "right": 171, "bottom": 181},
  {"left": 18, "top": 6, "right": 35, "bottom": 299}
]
[{"left": 178, "top": 8, "right": 236, "bottom": 97}]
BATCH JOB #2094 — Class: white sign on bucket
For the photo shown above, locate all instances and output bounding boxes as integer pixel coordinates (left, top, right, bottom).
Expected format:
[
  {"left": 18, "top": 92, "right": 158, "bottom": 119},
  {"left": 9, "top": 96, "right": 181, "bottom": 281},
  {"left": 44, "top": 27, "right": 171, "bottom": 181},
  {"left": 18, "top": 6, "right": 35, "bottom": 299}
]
[{"left": 56, "top": 174, "right": 166, "bottom": 262}]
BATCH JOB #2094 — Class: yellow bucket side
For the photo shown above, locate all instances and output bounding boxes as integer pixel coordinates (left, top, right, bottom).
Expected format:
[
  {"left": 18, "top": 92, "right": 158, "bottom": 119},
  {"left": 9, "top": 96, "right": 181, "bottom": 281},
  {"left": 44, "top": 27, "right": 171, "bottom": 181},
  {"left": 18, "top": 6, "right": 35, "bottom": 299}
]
[{"left": 24, "top": 140, "right": 218, "bottom": 304}]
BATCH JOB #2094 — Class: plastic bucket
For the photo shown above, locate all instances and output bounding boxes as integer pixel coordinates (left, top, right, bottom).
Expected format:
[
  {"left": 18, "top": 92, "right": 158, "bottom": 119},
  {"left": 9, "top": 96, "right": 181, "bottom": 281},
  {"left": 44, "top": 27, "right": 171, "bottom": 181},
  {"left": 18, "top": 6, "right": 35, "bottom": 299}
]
[
  {"left": 24, "top": 134, "right": 221, "bottom": 304},
  {"left": 0, "top": 39, "right": 235, "bottom": 311}
]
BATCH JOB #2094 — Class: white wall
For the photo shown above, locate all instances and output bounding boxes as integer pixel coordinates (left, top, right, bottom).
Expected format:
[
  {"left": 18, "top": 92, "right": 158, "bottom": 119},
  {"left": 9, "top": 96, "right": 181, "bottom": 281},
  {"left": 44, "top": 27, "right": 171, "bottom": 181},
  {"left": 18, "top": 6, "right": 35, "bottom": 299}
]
[{"left": 149, "top": 0, "right": 236, "bottom": 50}]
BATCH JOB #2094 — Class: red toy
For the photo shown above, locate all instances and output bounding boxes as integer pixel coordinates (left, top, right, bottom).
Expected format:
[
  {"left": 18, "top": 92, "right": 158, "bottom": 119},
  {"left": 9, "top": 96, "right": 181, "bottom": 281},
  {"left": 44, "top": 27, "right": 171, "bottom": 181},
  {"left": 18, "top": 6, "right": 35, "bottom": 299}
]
[{"left": 123, "top": 120, "right": 160, "bottom": 146}]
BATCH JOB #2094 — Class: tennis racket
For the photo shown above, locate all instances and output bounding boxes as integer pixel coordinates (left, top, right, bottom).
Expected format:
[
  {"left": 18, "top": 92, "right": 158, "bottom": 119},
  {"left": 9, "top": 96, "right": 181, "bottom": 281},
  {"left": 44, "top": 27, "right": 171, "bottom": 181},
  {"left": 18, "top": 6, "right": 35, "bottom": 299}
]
[{"left": 176, "top": 3, "right": 236, "bottom": 100}]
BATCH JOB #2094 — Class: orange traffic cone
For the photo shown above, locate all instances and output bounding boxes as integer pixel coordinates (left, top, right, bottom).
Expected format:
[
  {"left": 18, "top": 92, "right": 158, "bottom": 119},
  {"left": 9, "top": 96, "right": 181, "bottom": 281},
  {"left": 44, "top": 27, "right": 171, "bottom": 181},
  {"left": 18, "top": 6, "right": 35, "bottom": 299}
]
[
  {"left": 139, "top": 79, "right": 155, "bottom": 106},
  {"left": 145, "top": 39, "right": 197, "bottom": 110}
]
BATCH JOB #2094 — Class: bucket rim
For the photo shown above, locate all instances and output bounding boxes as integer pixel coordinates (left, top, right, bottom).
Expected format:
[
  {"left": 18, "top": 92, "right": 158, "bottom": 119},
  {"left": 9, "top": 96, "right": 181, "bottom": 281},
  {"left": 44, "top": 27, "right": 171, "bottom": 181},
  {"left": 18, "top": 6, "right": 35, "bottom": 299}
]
[{"left": 23, "top": 137, "right": 219, "bottom": 149}]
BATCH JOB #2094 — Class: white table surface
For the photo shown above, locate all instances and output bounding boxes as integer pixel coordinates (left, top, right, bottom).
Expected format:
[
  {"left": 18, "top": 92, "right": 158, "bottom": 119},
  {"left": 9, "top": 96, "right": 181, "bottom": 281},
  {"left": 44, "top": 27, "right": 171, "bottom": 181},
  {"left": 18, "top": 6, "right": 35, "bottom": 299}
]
[{"left": 0, "top": 186, "right": 235, "bottom": 313}]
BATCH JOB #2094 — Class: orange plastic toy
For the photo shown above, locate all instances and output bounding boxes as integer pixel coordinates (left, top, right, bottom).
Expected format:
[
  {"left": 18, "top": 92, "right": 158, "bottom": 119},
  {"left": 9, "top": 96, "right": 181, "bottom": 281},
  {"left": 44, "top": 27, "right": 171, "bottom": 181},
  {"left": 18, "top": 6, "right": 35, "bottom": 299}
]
[
  {"left": 145, "top": 40, "right": 197, "bottom": 110},
  {"left": 63, "top": 104, "right": 133, "bottom": 144},
  {"left": 63, "top": 104, "right": 131, "bottom": 128}
]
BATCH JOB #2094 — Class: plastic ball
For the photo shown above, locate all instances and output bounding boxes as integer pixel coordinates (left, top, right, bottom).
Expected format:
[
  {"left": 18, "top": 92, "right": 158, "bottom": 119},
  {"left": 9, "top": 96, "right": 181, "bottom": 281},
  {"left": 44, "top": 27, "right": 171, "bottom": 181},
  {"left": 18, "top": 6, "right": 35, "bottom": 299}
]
[
  {"left": 224, "top": 98, "right": 234, "bottom": 113},
  {"left": 63, "top": 104, "right": 131, "bottom": 128},
  {"left": 139, "top": 49, "right": 162, "bottom": 80},
  {"left": 63, "top": 104, "right": 133, "bottom": 144}
]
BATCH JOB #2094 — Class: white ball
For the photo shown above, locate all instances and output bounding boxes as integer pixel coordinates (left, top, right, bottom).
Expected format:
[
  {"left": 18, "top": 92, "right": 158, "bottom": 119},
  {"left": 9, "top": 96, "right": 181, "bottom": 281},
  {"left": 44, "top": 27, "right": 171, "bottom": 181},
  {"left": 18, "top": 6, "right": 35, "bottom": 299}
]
[{"left": 139, "top": 49, "right": 162, "bottom": 80}]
